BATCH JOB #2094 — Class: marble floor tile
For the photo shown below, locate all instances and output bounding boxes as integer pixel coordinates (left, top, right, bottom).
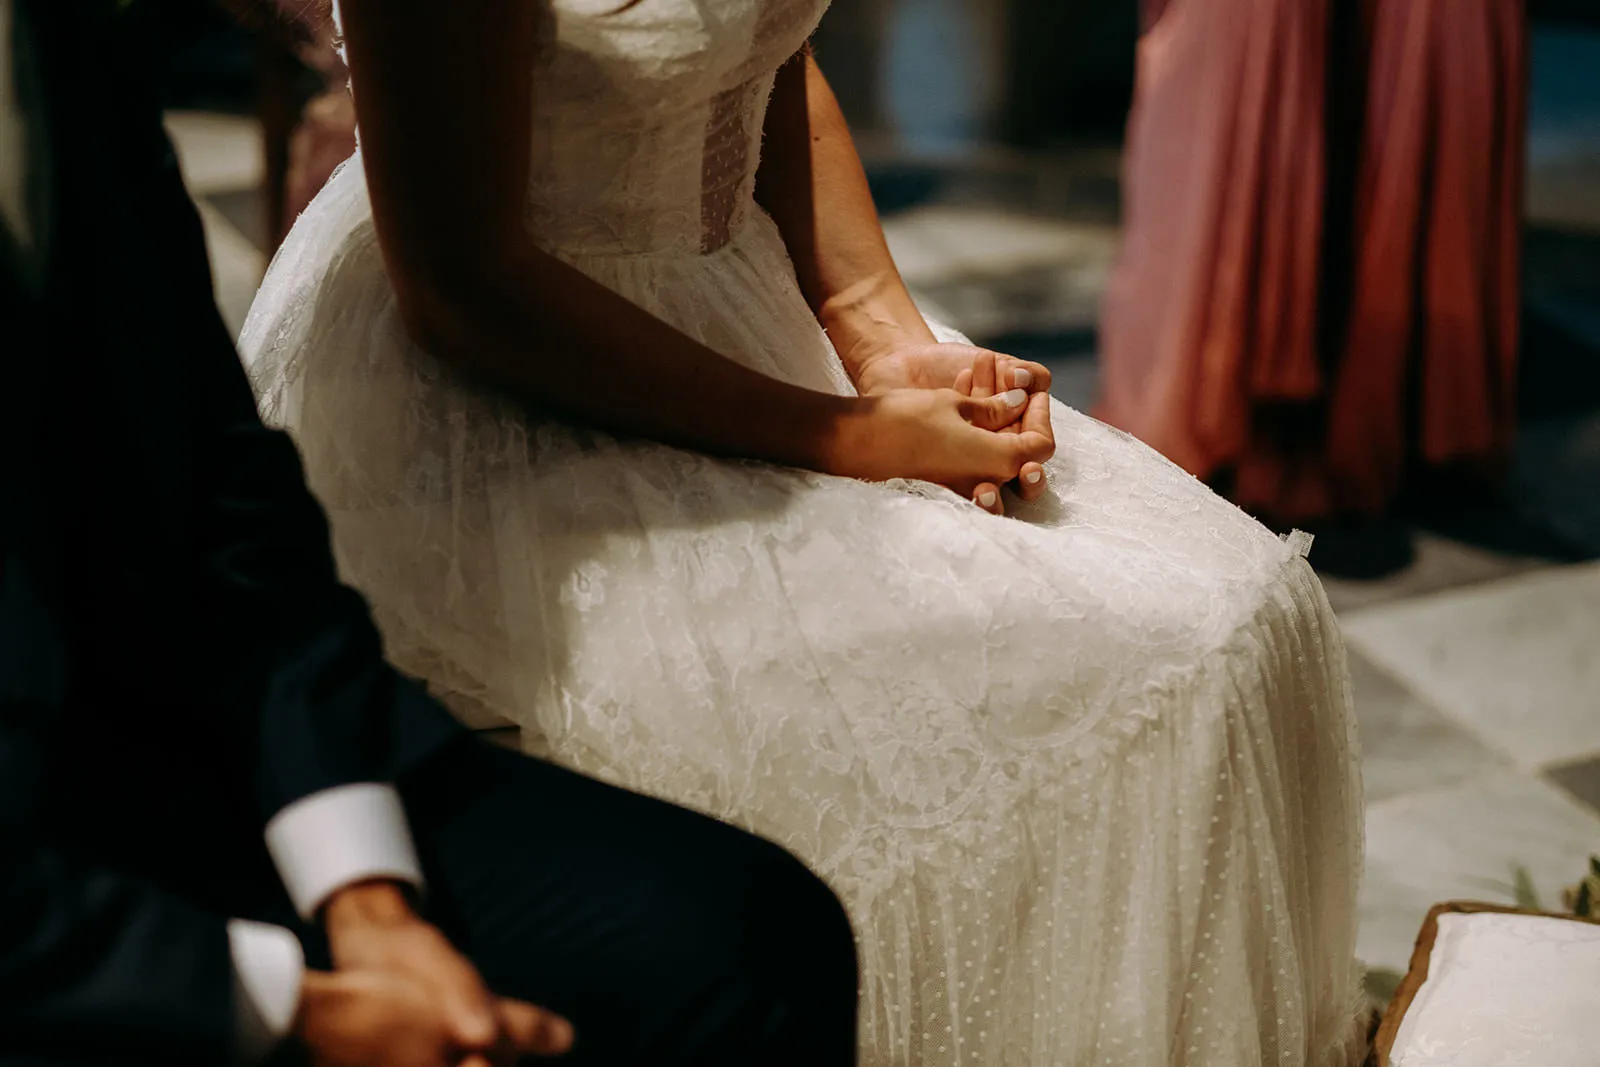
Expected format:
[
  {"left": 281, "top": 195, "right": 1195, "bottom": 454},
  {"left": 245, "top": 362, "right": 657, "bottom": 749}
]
[
  {"left": 881, "top": 206, "right": 1117, "bottom": 340},
  {"left": 1546, "top": 755, "right": 1600, "bottom": 816},
  {"left": 205, "top": 188, "right": 269, "bottom": 256},
  {"left": 1340, "top": 564, "right": 1600, "bottom": 768},
  {"left": 880, "top": 206, "right": 1118, "bottom": 287},
  {"left": 1348, "top": 649, "right": 1509, "bottom": 804},
  {"left": 194, "top": 197, "right": 266, "bottom": 341},
  {"left": 1359, "top": 771, "right": 1600, "bottom": 972},
  {"left": 1319, "top": 533, "right": 1553, "bottom": 615},
  {"left": 912, "top": 264, "right": 1107, "bottom": 339},
  {"left": 883, "top": 220, "right": 969, "bottom": 285},
  {"left": 163, "top": 111, "right": 263, "bottom": 197},
  {"left": 903, "top": 286, "right": 961, "bottom": 332}
]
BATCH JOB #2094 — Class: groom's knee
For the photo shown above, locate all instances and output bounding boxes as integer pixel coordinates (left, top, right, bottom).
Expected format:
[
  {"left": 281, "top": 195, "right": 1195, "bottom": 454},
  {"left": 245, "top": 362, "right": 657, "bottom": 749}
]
[
  {"left": 747, "top": 836, "right": 857, "bottom": 984},
  {"left": 682, "top": 835, "right": 859, "bottom": 1063}
]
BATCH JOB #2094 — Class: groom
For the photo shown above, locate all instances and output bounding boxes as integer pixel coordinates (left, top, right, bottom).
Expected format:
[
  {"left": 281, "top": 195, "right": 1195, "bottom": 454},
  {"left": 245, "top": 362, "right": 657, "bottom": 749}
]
[{"left": 0, "top": 3, "right": 857, "bottom": 1066}]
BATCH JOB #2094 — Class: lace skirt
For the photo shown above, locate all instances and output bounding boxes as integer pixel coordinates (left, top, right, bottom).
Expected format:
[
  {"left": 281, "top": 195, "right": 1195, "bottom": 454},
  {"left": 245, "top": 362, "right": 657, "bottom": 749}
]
[{"left": 241, "top": 155, "right": 1366, "bottom": 1067}]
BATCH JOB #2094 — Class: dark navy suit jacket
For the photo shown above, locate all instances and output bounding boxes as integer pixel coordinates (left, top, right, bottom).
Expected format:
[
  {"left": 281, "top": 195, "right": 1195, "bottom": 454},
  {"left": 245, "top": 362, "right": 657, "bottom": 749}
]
[{"left": 0, "top": 4, "right": 462, "bottom": 1062}]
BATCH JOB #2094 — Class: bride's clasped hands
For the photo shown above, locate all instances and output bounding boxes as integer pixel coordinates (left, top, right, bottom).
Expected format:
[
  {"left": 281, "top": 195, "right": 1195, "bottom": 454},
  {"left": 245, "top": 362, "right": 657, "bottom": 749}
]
[{"left": 842, "top": 341, "right": 1054, "bottom": 514}]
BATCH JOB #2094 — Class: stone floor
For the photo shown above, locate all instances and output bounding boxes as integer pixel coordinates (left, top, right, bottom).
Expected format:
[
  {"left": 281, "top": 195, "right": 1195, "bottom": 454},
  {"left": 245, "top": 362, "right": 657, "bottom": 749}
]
[{"left": 170, "top": 18, "right": 1600, "bottom": 985}]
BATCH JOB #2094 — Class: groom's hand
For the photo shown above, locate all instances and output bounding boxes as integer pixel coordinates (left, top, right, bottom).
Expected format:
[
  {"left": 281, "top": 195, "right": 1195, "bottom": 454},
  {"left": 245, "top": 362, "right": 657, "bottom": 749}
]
[
  {"left": 294, "top": 967, "right": 569, "bottom": 1067},
  {"left": 319, "top": 881, "right": 574, "bottom": 1064}
]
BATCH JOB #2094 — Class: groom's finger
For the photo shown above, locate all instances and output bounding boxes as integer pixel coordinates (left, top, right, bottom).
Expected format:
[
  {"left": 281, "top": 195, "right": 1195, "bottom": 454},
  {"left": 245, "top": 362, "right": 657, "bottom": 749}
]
[
  {"left": 438, "top": 967, "right": 500, "bottom": 1051},
  {"left": 497, "top": 998, "right": 575, "bottom": 1058}
]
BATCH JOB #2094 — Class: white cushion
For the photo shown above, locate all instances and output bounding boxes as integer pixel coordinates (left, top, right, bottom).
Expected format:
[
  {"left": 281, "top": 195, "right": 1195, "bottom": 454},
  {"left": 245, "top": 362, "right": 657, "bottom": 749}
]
[{"left": 1390, "top": 911, "right": 1600, "bottom": 1066}]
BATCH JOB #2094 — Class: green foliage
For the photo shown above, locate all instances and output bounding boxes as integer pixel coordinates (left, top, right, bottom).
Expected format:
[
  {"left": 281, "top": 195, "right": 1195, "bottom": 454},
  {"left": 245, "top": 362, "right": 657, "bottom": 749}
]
[
  {"left": 1562, "top": 856, "right": 1600, "bottom": 919},
  {"left": 1511, "top": 865, "right": 1542, "bottom": 911}
]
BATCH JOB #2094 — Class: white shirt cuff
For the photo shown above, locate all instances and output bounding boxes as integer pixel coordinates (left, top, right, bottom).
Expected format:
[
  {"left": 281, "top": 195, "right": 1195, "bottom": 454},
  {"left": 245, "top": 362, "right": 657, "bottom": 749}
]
[
  {"left": 229, "top": 919, "right": 304, "bottom": 1065},
  {"left": 264, "top": 783, "right": 424, "bottom": 921}
]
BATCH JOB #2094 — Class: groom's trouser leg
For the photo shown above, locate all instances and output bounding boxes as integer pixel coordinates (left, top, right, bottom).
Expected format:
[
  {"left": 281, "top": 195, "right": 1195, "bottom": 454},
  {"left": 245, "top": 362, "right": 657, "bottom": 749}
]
[
  {"left": 398, "top": 736, "right": 859, "bottom": 1067},
  {"left": 50, "top": 729, "right": 858, "bottom": 1067}
]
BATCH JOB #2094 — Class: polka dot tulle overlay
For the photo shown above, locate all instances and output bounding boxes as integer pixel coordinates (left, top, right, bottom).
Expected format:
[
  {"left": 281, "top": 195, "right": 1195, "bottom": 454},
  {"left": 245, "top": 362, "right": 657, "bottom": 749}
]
[{"left": 243, "top": 2, "right": 1366, "bottom": 1063}]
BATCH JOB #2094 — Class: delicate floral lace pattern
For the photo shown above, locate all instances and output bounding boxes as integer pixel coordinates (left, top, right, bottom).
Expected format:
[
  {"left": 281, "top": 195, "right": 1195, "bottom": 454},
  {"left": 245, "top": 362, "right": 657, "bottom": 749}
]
[{"left": 241, "top": 2, "right": 1366, "bottom": 1064}]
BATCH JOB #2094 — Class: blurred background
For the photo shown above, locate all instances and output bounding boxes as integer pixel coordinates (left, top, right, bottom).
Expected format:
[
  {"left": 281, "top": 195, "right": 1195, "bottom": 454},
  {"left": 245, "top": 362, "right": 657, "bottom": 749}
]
[{"left": 151, "top": 0, "right": 1597, "bottom": 997}]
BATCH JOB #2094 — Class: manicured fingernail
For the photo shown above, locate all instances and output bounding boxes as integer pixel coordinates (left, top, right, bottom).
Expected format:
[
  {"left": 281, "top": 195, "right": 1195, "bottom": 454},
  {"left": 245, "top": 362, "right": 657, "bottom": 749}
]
[
  {"left": 978, "top": 490, "right": 998, "bottom": 508},
  {"left": 1012, "top": 368, "right": 1032, "bottom": 389},
  {"left": 1001, "top": 388, "right": 1027, "bottom": 408},
  {"left": 1024, "top": 470, "right": 1043, "bottom": 484}
]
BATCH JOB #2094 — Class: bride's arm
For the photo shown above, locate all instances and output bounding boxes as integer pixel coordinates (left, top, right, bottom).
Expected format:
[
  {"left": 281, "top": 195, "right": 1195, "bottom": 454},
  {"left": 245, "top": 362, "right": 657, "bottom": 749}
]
[
  {"left": 338, "top": 0, "right": 1051, "bottom": 499},
  {"left": 752, "top": 43, "right": 1054, "bottom": 508},
  {"left": 754, "top": 46, "right": 937, "bottom": 377},
  {"left": 337, "top": 0, "right": 862, "bottom": 472}
]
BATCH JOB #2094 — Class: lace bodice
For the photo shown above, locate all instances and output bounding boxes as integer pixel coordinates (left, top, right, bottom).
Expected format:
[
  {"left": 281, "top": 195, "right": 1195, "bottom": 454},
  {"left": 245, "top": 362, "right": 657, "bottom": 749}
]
[
  {"left": 528, "top": 0, "right": 828, "bottom": 257},
  {"left": 335, "top": 0, "right": 827, "bottom": 257}
]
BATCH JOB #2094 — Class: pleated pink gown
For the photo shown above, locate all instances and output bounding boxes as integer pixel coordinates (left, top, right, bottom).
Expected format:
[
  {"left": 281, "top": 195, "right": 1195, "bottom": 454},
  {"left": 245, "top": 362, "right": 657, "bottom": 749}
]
[{"left": 1098, "top": 0, "right": 1526, "bottom": 524}]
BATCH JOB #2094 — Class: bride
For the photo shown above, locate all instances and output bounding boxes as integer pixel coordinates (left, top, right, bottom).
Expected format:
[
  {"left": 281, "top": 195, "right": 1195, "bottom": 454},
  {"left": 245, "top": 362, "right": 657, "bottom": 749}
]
[{"left": 240, "top": 1, "right": 1365, "bottom": 1063}]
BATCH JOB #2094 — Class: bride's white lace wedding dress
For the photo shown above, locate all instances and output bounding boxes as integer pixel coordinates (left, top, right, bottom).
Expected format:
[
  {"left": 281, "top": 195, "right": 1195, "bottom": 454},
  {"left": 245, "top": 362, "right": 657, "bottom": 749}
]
[{"left": 239, "top": 1, "right": 1365, "bottom": 1063}]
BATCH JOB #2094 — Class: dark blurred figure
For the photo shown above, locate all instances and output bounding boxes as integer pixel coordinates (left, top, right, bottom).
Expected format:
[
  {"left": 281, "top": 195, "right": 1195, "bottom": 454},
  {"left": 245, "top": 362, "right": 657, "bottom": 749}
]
[
  {"left": 1099, "top": 0, "right": 1527, "bottom": 572},
  {"left": 270, "top": 0, "right": 355, "bottom": 238}
]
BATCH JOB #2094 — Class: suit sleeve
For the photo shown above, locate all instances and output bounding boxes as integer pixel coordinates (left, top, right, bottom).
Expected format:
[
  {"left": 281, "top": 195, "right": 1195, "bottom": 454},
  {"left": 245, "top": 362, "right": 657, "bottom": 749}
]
[
  {"left": 161, "top": 131, "right": 463, "bottom": 885},
  {"left": 0, "top": 7, "right": 449, "bottom": 1060},
  {"left": 0, "top": 561, "right": 235, "bottom": 1064},
  {"left": 86, "top": 10, "right": 461, "bottom": 858},
  {"left": 0, "top": 829, "right": 238, "bottom": 1066},
  {"left": 0, "top": 688, "right": 300, "bottom": 1067}
]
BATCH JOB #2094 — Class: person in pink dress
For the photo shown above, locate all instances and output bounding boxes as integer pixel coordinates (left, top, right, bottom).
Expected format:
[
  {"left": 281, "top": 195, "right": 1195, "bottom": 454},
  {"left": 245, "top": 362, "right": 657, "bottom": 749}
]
[{"left": 1099, "top": 0, "right": 1526, "bottom": 563}]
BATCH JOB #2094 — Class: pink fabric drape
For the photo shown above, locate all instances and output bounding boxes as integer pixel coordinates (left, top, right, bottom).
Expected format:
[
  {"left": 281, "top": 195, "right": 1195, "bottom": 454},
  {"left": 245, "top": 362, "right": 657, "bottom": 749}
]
[{"left": 1099, "top": 0, "right": 1526, "bottom": 523}]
